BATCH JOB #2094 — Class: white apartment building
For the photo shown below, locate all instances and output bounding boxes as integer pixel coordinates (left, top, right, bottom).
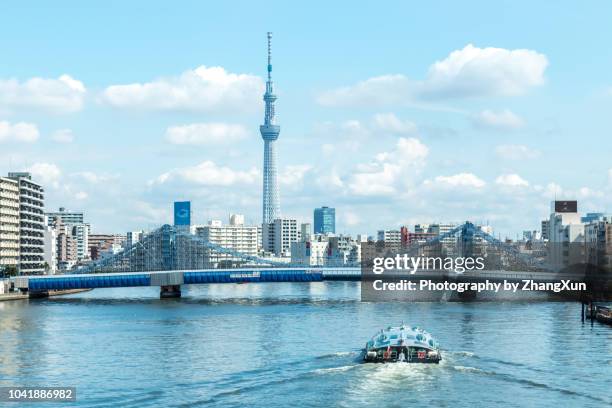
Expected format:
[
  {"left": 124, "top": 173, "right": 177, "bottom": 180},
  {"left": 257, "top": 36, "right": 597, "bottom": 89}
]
[
  {"left": 291, "top": 238, "right": 329, "bottom": 266},
  {"left": 377, "top": 229, "right": 401, "bottom": 245},
  {"left": 71, "top": 223, "right": 90, "bottom": 261},
  {"left": 263, "top": 218, "right": 298, "bottom": 257},
  {"left": 43, "top": 223, "right": 57, "bottom": 275},
  {"left": 0, "top": 177, "right": 20, "bottom": 272},
  {"left": 8, "top": 172, "right": 45, "bottom": 275},
  {"left": 547, "top": 201, "right": 585, "bottom": 269},
  {"left": 194, "top": 214, "right": 258, "bottom": 266}
]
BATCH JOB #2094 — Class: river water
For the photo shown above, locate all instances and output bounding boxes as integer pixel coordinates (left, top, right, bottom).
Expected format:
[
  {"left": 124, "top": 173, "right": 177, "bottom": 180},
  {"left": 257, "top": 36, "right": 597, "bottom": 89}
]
[{"left": 0, "top": 282, "right": 610, "bottom": 407}]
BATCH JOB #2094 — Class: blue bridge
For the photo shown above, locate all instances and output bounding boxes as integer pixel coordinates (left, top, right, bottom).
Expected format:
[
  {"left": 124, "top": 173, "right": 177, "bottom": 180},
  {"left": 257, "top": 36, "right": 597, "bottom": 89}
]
[
  {"left": 14, "top": 268, "right": 361, "bottom": 297},
  {"left": 11, "top": 221, "right": 557, "bottom": 298}
]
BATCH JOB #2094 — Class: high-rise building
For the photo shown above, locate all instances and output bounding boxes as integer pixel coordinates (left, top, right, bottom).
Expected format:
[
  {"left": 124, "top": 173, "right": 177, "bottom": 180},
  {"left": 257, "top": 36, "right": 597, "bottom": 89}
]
[
  {"left": 0, "top": 177, "right": 20, "bottom": 272},
  {"left": 55, "top": 218, "right": 78, "bottom": 271},
  {"left": 263, "top": 218, "right": 298, "bottom": 257},
  {"left": 71, "top": 223, "right": 90, "bottom": 260},
  {"left": 314, "top": 206, "right": 335, "bottom": 234},
  {"left": 300, "top": 223, "right": 311, "bottom": 242},
  {"left": 260, "top": 32, "right": 281, "bottom": 224},
  {"left": 8, "top": 172, "right": 45, "bottom": 275},
  {"left": 46, "top": 207, "right": 84, "bottom": 226}
]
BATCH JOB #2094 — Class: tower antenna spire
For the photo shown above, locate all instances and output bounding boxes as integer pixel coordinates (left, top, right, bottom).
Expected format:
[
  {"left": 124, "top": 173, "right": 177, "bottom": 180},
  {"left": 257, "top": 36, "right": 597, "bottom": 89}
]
[{"left": 267, "top": 31, "right": 272, "bottom": 80}]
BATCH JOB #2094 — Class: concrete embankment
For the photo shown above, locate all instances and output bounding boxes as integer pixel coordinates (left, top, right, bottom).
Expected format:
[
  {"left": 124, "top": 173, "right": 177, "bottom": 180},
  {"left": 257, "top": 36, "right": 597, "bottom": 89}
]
[{"left": 0, "top": 288, "right": 91, "bottom": 301}]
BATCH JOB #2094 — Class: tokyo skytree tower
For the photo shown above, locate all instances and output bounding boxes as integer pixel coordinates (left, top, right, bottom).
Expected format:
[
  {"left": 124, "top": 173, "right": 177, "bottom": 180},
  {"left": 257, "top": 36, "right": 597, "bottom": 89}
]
[{"left": 260, "top": 32, "right": 281, "bottom": 224}]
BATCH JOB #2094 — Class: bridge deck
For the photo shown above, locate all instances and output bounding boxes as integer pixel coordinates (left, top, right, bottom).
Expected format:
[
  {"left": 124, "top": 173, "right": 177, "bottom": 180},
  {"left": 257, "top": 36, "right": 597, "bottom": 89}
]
[
  {"left": 13, "top": 268, "right": 362, "bottom": 291},
  {"left": 13, "top": 268, "right": 575, "bottom": 292}
]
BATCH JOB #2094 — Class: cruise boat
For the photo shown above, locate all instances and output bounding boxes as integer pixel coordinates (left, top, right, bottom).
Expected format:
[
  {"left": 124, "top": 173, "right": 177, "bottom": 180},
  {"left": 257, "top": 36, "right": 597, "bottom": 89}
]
[{"left": 363, "top": 325, "right": 441, "bottom": 363}]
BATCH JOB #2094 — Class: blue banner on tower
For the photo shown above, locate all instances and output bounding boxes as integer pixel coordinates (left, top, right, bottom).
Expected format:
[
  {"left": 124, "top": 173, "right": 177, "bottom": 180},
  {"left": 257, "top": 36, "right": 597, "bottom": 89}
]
[{"left": 173, "top": 201, "right": 191, "bottom": 226}]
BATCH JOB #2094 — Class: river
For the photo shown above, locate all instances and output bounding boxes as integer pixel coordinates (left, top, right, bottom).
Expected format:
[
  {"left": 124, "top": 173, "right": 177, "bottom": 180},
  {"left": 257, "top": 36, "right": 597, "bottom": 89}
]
[{"left": 0, "top": 282, "right": 610, "bottom": 407}]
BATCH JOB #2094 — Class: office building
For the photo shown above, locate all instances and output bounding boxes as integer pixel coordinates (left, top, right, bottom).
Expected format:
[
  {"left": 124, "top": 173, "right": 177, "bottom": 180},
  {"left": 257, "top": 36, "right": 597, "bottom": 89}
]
[
  {"left": 263, "top": 218, "right": 298, "bottom": 257},
  {"left": 46, "top": 207, "right": 84, "bottom": 226},
  {"left": 0, "top": 177, "right": 20, "bottom": 272},
  {"left": 8, "top": 172, "right": 45, "bottom": 275},
  {"left": 314, "top": 206, "right": 335, "bottom": 234}
]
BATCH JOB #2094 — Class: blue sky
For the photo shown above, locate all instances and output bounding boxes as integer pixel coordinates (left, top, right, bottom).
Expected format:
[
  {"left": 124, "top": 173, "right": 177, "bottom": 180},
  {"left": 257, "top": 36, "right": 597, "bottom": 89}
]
[{"left": 1, "top": 1, "right": 611, "bottom": 237}]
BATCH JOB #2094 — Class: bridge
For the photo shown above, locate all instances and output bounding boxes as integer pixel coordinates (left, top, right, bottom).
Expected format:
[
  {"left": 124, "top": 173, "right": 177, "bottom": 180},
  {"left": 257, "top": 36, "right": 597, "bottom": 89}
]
[{"left": 11, "top": 222, "right": 571, "bottom": 298}]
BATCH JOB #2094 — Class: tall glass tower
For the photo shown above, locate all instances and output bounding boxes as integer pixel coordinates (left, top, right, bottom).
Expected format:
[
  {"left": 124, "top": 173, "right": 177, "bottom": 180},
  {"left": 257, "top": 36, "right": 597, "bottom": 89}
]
[{"left": 260, "top": 32, "right": 281, "bottom": 224}]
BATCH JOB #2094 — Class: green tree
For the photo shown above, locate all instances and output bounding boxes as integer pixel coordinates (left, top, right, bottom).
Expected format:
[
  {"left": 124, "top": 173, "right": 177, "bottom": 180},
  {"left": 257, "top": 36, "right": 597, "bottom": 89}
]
[{"left": 2, "top": 265, "right": 18, "bottom": 277}]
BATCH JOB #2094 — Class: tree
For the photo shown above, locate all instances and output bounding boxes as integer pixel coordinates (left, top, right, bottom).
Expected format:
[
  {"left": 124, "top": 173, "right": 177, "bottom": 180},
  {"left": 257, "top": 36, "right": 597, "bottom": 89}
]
[{"left": 1, "top": 265, "right": 18, "bottom": 277}]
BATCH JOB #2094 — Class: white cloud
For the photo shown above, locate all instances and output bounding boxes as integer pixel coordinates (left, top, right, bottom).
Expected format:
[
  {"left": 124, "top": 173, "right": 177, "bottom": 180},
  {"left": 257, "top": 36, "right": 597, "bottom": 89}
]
[
  {"left": 51, "top": 128, "right": 74, "bottom": 143},
  {"left": 317, "top": 74, "right": 411, "bottom": 107},
  {"left": 165, "top": 123, "right": 249, "bottom": 145},
  {"left": 74, "top": 191, "right": 88, "bottom": 200},
  {"left": 541, "top": 182, "right": 563, "bottom": 199},
  {"left": 495, "top": 144, "right": 540, "bottom": 160},
  {"left": 150, "top": 160, "right": 259, "bottom": 187},
  {"left": 279, "top": 165, "right": 313, "bottom": 187},
  {"left": 427, "top": 173, "right": 486, "bottom": 189},
  {"left": 318, "top": 44, "right": 547, "bottom": 106},
  {"left": 422, "top": 44, "right": 548, "bottom": 98},
  {"left": 73, "top": 171, "right": 119, "bottom": 184},
  {"left": 27, "top": 163, "right": 61, "bottom": 188},
  {"left": 316, "top": 169, "right": 344, "bottom": 190},
  {"left": 102, "top": 66, "right": 263, "bottom": 112},
  {"left": 0, "top": 75, "right": 85, "bottom": 113},
  {"left": 342, "top": 211, "right": 361, "bottom": 227},
  {"left": 472, "top": 109, "right": 525, "bottom": 130},
  {"left": 321, "top": 143, "right": 335, "bottom": 156},
  {"left": 0, "top": 121, "right": 39, "bottom": 143},
  {"left": 372, "top": 113, "right": 417, "bottom": 134},
  {"left": 348, "top": 137, "right": 428, "bottom": 196},
  {"left": 495, "top": 173, "right": 529, "bottom": 187}
]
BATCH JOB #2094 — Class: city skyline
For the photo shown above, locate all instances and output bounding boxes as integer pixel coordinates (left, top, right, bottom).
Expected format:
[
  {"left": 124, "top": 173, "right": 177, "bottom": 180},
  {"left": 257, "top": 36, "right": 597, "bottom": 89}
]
[{"left": 1, "top": 2, "right": 612, "bottom": 237}]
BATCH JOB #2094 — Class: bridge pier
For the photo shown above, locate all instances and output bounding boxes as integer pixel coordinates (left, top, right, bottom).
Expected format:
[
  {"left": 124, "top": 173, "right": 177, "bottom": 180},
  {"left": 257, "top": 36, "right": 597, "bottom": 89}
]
[{"left": 160, "top": 285, "right": 181, "bottom": 298}]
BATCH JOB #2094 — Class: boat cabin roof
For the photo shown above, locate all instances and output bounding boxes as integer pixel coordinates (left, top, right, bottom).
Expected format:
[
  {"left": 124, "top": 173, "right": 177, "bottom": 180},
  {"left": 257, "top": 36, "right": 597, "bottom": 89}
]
[{"left": 367, "top": 325, "right": 439, "bottom": 351}]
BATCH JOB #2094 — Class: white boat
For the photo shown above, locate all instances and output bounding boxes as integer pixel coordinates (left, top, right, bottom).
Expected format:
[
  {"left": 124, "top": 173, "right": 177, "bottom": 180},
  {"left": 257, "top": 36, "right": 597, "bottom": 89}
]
[{"left": 363, "top": 325, "right": 441, "bottom": 363}]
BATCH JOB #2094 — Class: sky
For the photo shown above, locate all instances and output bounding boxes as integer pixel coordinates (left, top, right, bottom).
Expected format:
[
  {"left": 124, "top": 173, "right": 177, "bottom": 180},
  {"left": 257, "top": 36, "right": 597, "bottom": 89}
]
[{"left": 1, "top": 1, "right": 611, "bottom": 238}]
